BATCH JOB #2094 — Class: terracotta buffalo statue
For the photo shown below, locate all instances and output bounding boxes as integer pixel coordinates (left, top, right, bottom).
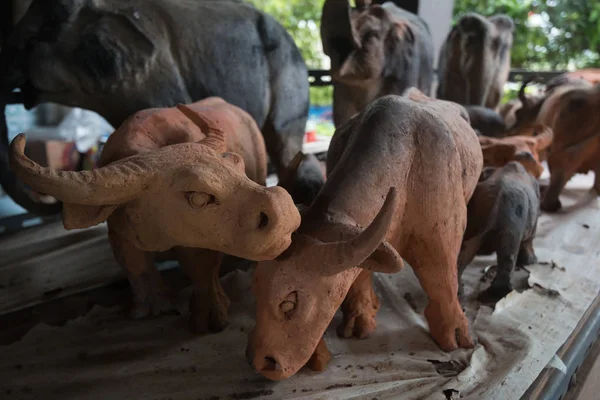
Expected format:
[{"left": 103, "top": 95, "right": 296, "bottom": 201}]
[
  {"left": 9, "top": 98, "right": 301, "bottom": 334},
  {"left": 464, "top": 105, "right": 506, "bottom": 137},
  {"left": 0, "top": 0, "right": 315, "bottom": 216},
  {"left": 321, "top": 0, "right": 434, "bottom": 127},
  {"left": 540, "top": 83, "right": 600, "bottom": 211},
  {"left": 437, "top": 13, "right": 514, "bottom": 110},
  {"left": 479, "top": 124, "right": 553, "bottom": 178},
  {"left": 458, "top": 162, "right": 540, "bottom": 301},
  {"left": 247, "top": 89, "right": 483, "bottom": 381}
]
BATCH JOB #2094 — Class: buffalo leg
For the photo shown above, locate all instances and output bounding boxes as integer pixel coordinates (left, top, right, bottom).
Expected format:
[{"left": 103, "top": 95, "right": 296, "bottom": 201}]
[
  {"left": 305, "top": 337, "right": 332, "bottom": 372},
  {"left": 405, "top": 231, "right": 474, "bottom": 351},
  {"left": 107, "top": 226, "right": 173, "bottom": 319},
  {"left": 456, "top": 237, "right": 481, "bottom": 296},
  {"left": 174, "top": 247, "right": 230, "bottom": 334},
  {"left": 337, "top": 270, "right": 380, "bottom": 339},
  {"left": 479, "top": 233, "right": 521, "bottom": 303},
  {"left": 542, "top": 154, "right": 585, "bottom": 212},
  {"left": 593, "top": 161, "right": 600, "bottom": 194}
]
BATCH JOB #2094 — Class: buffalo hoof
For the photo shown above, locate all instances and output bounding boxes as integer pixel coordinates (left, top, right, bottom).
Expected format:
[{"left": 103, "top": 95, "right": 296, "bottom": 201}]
[
  {"left": 337, "top": 311, "right": 378, "bottom": 340},
  {"left": 305, "top": 338, "right": 331, "bottom": 372},
  {"left": 189, "top": 293, "right": 230, "bottom": 334},
  {"left": 541, "top": 197, "right": 562, "bottom": 212},
  {"left": 130, "top": 294, "right": 175, "bottom": 320},
  {"left": 425, "top": 301, "right": 474, "bottom": 351}
]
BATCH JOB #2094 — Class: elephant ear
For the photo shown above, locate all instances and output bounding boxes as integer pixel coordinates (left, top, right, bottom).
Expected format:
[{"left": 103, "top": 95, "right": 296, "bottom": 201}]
[
  {"left": 73, "top": 6, "right": 156, "bottom": 89},
  {"left": 481, "top": 142, "right": 517, "bottom": 166},
  {"left": 62, "top": 203, "right": 119, "bottom": 230}
]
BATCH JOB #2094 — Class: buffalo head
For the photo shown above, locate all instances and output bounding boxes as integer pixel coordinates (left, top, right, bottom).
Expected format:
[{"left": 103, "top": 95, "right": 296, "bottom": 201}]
[
  {"left": 9, "top": 117, "right": 301, "bottom": 259},
  {"left": 247, "top": 188, "right": 403, "bottom": 380},
  {"left": 479, "top": 124, "right": 553, "bottom": 178}
]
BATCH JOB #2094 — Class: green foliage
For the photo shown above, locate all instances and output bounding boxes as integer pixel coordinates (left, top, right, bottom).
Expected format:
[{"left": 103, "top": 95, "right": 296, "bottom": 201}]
[
  {"left": 247, "top": 0, "right": 600, "bottom": 107},
  {"left": 454, "top": 0, "right": 600, "bottom": 69},
  {"left": 245, "top": 0, "right": 326, "bottom": 69}
]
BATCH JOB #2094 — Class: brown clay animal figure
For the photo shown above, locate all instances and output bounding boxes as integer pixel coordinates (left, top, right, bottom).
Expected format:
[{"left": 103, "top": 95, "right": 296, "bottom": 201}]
[
  {"left": 321, "top": 0, "right": 434, "bottom": 127},
  {"left": 479, "top": 124, "right": 553, "bottom": 178},
  {"left": 545, "top": 68, "right": 600, "bottom": 92},
  {"left": 540, "top": 83, "right": 600, "bottom": 212},
  {"left": 277, "top": 151, "right": 326, "bottom": 207},
  {"left": 9, "top": 98, "right": 301, "bottom": 334},
  {"left": 247, "top": 89, "right": 483, "bottom": 381},
  {"left": 458, "top": 162, "right": 540, "bottom": 302},
  {"left": 464, "top": 105, "right": 506, "bottom": 137},
  {"left": 0, "top": 0, "right": 317, "bottom": 215},
  {"left": 437, "top": 13, "right": 514, "bottom": 110}
]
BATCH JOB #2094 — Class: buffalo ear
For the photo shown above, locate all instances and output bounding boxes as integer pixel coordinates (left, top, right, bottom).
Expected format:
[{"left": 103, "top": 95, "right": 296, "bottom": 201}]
[
  {"left": 361, "top": 241, "right": 403, "bottom": 273},
  {"left": 62, "top": 203, "right": 119, "bottom": 230}
]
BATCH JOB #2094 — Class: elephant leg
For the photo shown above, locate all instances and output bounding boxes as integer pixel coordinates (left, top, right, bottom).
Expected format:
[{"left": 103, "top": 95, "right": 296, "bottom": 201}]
[
  {"left": 174, "top": 247, "right": 229, "bottom": 334},
  {"left": 457, "top": 237, "right": 481, "bottom": 296},
  {"left": 479, "top": 230, "right": 522, "bottom": 303},
  {"left": 337, "top": 269, "right": 380, "bottom": 340},
  {"left": 517, "top": 237, "right": 538, "bottom": 266},
  {"left": 107, "top": 225, "right": 173, "bottom": 319}
]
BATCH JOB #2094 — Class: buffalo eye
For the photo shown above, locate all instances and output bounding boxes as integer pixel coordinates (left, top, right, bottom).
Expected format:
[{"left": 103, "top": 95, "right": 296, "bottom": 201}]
[
  {"left": 279, "top": 291, "right": 298, "bottom": 318},
  {"left": 185, "top": 192, "right": 216, "bottom": 208}
]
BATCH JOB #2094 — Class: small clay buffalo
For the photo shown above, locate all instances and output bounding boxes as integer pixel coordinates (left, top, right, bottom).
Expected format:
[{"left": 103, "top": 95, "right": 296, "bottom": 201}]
[
  {"left": 437, "top": 13, "right": 514, "bottom": 110},
  {"left": 464, "top": 105, "right": 506, "bottom": 137},
  {"left": 458, "top": 162, "right": 540, "bottom": 302},
  {"left": 247, "top": 89, "right": 482, "bottom": 381},
  {"left": 9, "top": 98, "right": 301, "bottom": 334},
  {"left": 479, "top": 124, "right": 553, "bottom": 178},
  {"left": 321, "top": 0, "right": 434, "bottom": 127}
]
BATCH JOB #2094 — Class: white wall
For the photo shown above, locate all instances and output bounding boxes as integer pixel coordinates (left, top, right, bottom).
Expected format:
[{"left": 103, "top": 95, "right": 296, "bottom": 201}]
[{"left": 417, "top": 0, "right": 455, "bottom": 67}]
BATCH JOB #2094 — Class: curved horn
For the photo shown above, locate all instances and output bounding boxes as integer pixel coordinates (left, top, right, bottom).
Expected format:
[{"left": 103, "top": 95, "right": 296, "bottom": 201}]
[
  {"left": 9, "top": 134, "right": 157, "bottom": 206},
  {"left": 532, "top": 124, "right": 553, "bottom": 151},
  {"left": 309, "top": 187, "right": 398, "bottom": 275},
  {"left": 278, "top": 151, "right": 305, "bottom": 190},
  {"left": 321, "top": 0, "right": 360, "bottom": 59},
  {"left": 176, "top": 104, "right": 226, "bottom": 153},
  {"left": 518, "top": 78, "right": 534, "bottom": 108}
]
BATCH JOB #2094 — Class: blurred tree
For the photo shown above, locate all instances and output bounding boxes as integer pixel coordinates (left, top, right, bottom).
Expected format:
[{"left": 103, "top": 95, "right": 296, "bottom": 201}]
[{"left": 454, "top": 0, "right": 600, "bottom": 69}]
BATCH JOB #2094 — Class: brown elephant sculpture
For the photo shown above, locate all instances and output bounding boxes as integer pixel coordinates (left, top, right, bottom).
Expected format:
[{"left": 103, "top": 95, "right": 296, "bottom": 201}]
[
  {"left": 437, "top": 13, "right": 514, "bottom": 110},
  {"left": 246, "top": 89, "right": 482, "bottom": 381},
  {"left": 9, "top": 98, "right": 301, "bottom": 334},
  {"left": 321, "top": 0, "right": 434, "bottom": 127}
]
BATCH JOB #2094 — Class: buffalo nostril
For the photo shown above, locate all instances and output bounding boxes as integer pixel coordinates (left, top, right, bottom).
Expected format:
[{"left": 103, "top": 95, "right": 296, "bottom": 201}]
[
  {"left": 263, "top": 356, "right": 281, "bottom": 372},
  {"left": 258, "top": 212, "right": 269, "bottom": 229}
]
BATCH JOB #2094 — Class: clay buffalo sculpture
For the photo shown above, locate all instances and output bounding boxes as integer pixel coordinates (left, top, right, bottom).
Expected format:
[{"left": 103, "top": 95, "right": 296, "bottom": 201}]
[
  {"left": 437, "top": 13, "right": 514, "bottom": 110},
  {"left": 458, "top": 162, "right": 540, "bottom": 301},
  {"left": 541, "top": 83, "right": 600, "bottom": 212},
  {"left": 9, "top": 98, "right": 301, "bottom": 334},
  {"left": 479, "top": 124, "right": 553, "bottom": 178},
  {"left": 247, "top": 89, "right": 483, "bottom": 381},
  {"left": 464, "top": 105, "right": 506, "bottom": 137},
  {"left": 0, "top": 0, "right": 315, "bottom": 215},
  {"left": 320, "top": 0, "right": 434, "bottom": 127}
]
